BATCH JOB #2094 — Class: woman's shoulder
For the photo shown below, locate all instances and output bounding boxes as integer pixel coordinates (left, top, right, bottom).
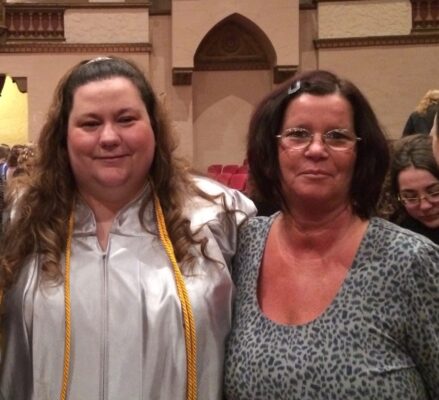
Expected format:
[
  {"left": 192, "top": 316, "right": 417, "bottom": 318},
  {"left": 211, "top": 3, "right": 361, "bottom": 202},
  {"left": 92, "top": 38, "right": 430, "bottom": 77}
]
[
  {"left": 370, "top": 217, "right": 436, "bottom": 244},
  {"left": 367, "top": 217, "right": 439, "bottom": 268},
  {"left": 187, "top": 175, "right": 256, "bottom": 224},
  {"left": 241, "top": 214, "right": 276, "bottom": 232},
  {"left": 237, "top": 214, "right": 276, "bottom": 251}
]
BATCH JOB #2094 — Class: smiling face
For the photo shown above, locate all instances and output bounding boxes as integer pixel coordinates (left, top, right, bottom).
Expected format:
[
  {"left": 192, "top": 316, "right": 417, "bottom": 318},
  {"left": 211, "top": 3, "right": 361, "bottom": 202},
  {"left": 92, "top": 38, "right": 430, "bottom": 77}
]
[
  {"left": 398, "top": 166, "right": 439, "bottom": 228},
  {"left": 67, "top": 76, "right": 156, "bottom": 205},
  {"left": 278, "top": 93, "right": 357, "bottom": 211}
]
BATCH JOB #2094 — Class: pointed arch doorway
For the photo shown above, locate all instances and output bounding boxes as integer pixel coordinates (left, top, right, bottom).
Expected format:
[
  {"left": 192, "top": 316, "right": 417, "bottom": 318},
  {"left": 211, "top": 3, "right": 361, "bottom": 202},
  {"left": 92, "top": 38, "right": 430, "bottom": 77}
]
[{"left": 192, "top": 14, "right": 276, "bottom": 172}]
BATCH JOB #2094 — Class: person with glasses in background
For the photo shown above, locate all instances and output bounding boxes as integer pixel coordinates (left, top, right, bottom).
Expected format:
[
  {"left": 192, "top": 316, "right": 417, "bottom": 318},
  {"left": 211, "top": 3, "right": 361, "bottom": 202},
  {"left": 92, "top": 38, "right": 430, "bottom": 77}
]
[
  {"left": 387, "top": 134, "right": 439, "bottom": 244},
  {"left": 431, "top": 104, "right": 439, "bottom": 165},
  {"left": 224, "top": 70, "right": 439, "bottom": 399}
]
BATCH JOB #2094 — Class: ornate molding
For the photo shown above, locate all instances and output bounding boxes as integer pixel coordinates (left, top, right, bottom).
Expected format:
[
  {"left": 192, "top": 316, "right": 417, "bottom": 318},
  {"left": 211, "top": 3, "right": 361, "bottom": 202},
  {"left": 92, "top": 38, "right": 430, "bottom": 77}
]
[
  {"left": 273, "top": 65, "right": 298, "bottom": 84},
  {"left": 411, "top": 0, "right": 439, "bottom": 32},
  {"left": 172, "top": 67, "right": 192, "bottom": 86},
  {"left": 0, "top": 25, "right": 6, "bottom": 44},
  {"left": 12, "top": 76, "right": 27, "bottom": 93},
  {"left": 195, "top": 19, "right": 270, "bottom": 71},
  {"left": 3, "top": 2, "right": 151, "bottom": 42},
  {"left": 315, "top": 33, "right": 439, "bottom": 49},
  {"left": 5, "top": 5, "right": 65, "bottom": 41},
  {"left": 0, "top": 42, "right": 152, "bottom": 53},
  {"left": 6, "top": 2, "right": 150, "bottom": 10},
  {"left": 0, "top": 73, "right": 6, "bottom": 96}
]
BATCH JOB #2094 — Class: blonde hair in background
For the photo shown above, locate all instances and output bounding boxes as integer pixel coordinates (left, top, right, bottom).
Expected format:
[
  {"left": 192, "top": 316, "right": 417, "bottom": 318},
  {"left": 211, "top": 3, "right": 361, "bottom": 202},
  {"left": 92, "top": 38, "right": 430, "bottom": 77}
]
[{"left": 415, "top": 89, "right": 439, "bottom": 115}]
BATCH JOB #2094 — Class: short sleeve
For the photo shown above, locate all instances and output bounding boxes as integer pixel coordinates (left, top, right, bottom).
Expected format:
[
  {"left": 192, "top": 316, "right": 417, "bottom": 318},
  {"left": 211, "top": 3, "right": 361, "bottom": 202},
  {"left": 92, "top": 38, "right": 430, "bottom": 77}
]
[{"left": 186, "top": 176, "right": 257, "bottom": 267}]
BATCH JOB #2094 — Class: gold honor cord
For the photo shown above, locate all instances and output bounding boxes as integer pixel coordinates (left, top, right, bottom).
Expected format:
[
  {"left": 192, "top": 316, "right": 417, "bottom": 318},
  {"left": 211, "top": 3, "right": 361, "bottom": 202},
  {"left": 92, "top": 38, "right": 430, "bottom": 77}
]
[
  {"left": 61, "top": 212, "right": 74, "bottom": 400},
  {"left": 153, "top": 193, "right": 198, "bottom": 400},
  {"left": 60, "top": 196, "right": 198, "bottom": 400}
]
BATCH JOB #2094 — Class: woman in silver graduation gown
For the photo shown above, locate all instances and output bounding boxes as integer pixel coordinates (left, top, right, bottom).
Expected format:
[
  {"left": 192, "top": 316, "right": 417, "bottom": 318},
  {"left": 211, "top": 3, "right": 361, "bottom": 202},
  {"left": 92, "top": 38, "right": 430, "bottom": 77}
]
[{"left": 0, "top": 57, "right": 255, "bottom": 400}]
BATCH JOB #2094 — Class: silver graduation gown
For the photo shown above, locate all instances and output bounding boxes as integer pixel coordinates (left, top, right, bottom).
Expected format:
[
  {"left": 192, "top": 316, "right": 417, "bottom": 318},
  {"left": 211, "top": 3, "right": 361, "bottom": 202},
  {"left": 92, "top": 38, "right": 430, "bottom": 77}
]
[{"left": 0, "top": 177, "right": 256, "bottom": 400}]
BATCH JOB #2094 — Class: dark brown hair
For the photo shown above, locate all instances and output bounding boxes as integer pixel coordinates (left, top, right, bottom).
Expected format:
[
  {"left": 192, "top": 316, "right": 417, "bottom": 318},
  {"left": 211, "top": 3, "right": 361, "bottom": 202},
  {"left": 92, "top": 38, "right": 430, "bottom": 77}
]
[
  {"left": 390, "top": 134, "right": 439, "bottom": 194},
  {"left": 247, "top": 69, "right": 390, "bottom": 219}
]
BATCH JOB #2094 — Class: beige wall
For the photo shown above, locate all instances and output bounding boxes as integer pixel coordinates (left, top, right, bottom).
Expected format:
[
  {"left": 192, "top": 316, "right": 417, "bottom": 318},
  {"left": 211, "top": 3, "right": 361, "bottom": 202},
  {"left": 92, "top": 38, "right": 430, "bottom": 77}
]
[
  {"left": 315, "top": 0, "right": 438, "bottom": 140},
  {"left": 172, "top": 0, "right": 299, "bottom": 68},
  {"left": 65, "top": 9, "right": 150, "bottom": 43},
  {"left": 318, "top": 0, "right": 411, "bottom": 38},
  {"left": 192, "top": 70, "right": 272, "bottom": 171},
  {"left": 1, "top": 0, "right": 438, "bottom": 169},
  {"left": 318, "top": 44, "right": 439, "bottom": 139},
  {"left": 299, "top": 8, "right": 318, "bottom": 71},
  {"left": 0, "top": 53, "right": 150, "bottom": 143}
]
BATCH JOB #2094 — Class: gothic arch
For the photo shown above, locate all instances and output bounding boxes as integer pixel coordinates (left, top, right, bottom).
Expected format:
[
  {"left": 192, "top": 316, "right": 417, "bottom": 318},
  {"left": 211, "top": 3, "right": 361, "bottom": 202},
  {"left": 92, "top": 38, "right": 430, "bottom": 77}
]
[{"left": 194, "top": 13, "right": 276, "bottom": 72}]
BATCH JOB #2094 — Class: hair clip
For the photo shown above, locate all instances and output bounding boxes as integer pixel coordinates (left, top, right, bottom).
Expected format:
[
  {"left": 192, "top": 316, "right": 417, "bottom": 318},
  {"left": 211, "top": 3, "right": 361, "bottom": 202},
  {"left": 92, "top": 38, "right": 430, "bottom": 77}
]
[
  {"left": 85, "top": 56, "right": 112, "bottom": 65},
  {"left": 287, "top": 80, "right": 301, "bottom": 96}
]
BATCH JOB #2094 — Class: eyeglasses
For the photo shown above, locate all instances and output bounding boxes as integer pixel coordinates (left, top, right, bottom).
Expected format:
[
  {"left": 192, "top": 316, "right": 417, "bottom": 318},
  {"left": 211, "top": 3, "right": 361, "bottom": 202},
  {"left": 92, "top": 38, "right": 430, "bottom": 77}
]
[
  {"left": 276, "top": 128, "right": 361, "bottom": 151},
  {"left": 398, "top": 186, "right": 439, "bottom": 206}
]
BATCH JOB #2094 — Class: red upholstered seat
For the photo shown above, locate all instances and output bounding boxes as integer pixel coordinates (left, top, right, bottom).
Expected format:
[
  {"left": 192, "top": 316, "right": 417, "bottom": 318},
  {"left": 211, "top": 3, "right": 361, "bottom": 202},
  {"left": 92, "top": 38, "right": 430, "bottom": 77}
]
[
  {"left": 229, "top": 173, "right": 248, "bottom": 191},
  {"left": 207, "top": 164, "right": 222, "bottom": 174},
  {"left": 222, "top": 164, "right": 239, "bottom": 174},
  {"left": 217, "top": 172, "right": 232, "bottom": 186}
]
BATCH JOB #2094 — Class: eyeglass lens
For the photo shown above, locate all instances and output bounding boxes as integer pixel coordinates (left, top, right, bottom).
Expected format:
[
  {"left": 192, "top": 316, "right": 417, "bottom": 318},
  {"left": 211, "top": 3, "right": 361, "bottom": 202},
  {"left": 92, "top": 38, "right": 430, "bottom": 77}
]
[{"left": 278, "top": 128, "right": 359, "bottom": 151}]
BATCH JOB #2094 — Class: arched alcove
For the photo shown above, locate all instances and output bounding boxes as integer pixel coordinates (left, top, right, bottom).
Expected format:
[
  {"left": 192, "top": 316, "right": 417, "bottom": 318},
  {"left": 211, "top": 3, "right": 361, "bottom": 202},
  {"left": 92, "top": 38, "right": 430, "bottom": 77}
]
[
  {"left": 194, "top": 13, "right": 276, "bottom": 72},
  {"left": 192, "top": 14, "right": 274, "bottom": 171}
]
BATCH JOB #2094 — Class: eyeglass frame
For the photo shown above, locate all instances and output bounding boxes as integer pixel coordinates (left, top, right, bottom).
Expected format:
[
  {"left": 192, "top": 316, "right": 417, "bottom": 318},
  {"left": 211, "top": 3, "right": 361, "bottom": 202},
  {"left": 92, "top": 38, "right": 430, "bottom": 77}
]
[
  {"left": 276, "top": 127, "right": 362, "bottom": 151},
  {"left": 397, "top": 186, "right": 439, "bottom": 206}
]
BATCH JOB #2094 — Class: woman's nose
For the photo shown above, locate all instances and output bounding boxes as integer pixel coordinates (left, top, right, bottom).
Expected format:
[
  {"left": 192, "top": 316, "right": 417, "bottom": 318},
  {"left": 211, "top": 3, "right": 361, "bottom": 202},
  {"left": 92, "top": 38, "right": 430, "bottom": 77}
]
[
  {"left": 304, "top": 135, "right": 328, "bottom": 158},
  {"left": 419, "top": 196, "right": 434, "bottom": 210},
  {"left": 100, "top": 123, "right": 121, "bottom": 146}
]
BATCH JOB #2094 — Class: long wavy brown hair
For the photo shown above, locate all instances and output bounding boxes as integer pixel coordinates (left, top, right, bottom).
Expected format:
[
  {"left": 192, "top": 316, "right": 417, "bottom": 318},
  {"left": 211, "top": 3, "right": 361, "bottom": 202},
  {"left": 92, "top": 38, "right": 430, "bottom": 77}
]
[{"left": 0, "top": 57, "right": 221, "bottom": 300}]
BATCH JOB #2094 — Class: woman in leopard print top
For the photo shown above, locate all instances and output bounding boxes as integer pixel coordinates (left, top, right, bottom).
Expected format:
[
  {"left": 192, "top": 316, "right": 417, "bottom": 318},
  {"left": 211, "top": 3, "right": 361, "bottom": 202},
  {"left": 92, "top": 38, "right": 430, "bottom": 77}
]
[{"left": 224, "top": 70, "right": 439, "bottom": 399}]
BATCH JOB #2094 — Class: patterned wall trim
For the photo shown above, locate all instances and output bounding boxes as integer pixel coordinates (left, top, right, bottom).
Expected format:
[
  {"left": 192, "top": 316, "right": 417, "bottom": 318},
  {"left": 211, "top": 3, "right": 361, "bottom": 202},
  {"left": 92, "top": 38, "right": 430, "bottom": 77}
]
[
  {"left": 3, "top": 2, "right": 151, "bottom": 43},
  {"left": 12, "top": 76, "right": 27, "bottom": 93},
  {"left": 412, "top": 0, "right": 439, "bottom": 32},
  {"left": 315, "top": 33, "right": 439, "bottom": 48},
  {"left": 273, "top": 65, "right": 298, "bottom": 84},
  {"left": 0, "top": 42, "right": 152, "bottom": 53},
  {"left": 172, "top": 67, "right": 193, "bottom": 86},
  {"left": 5, "top": 5, "right": 65, "bottom": 42}
]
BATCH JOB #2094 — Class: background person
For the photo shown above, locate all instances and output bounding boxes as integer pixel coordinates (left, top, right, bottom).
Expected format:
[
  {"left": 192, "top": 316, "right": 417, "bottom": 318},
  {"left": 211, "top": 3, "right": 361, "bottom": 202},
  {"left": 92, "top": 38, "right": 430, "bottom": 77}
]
[
  {"left": 386, "top": 134, "right": 439, "bottom": 244},
  {"left": 0, "top": 143, "right": 10, "bottom": 233},
  {"left": 224, "top": 70, "right": 439, "bottom": 399},
  {"left": 3, "top": 144, "right": 25, "bottom": 181},
  {"left": 402, "top": 89, "right": 439, "bottom": 137},
  {"left": 0, "top": 56, "right": 255, "bottom": 400},
  {"left": 431, "top": 105, "right": 439, "bottom": 164}
]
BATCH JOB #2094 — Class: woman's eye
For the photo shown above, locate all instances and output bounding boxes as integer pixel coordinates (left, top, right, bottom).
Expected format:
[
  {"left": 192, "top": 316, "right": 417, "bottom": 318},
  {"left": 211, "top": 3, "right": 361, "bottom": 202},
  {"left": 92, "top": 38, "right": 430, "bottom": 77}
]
[
  {"left": 286, "top": 129, "right": 310, "bottom": 139},
  {"left": 119, "top": 116, "right": 136, "bottom": 124},
  {"left": 326, "top": 130, "right": 349, "bottom": 140},
  {"left": 81, "top": 121, "right": 100, "bottom": 128}
]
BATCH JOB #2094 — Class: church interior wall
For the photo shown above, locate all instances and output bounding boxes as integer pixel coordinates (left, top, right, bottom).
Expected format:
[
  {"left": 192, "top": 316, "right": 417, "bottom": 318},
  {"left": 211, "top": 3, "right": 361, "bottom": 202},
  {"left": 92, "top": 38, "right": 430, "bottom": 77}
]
[
  {"left": 172, "top": 0, "right": 299, "bottom": 68},
  {"left": 0, "top": 53, "right": 150, "bottom": 143},
  {"left": 318, "top": 0, "right": 412, "bottom": 38},
  {"left": 192, "top": 69, "right": 272, "bottom": 172},
  {"left": 65, "top": 8, "right": 150, "bottom": 43},
  {"left": 0, "top": 0, "right": 438, "bottom": 169},
  {"left": 318, "top": 44, "right": 439, "bottom": 140},
  {"left": 298, "top": 7, "right": 318, "bottom": 72}
]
